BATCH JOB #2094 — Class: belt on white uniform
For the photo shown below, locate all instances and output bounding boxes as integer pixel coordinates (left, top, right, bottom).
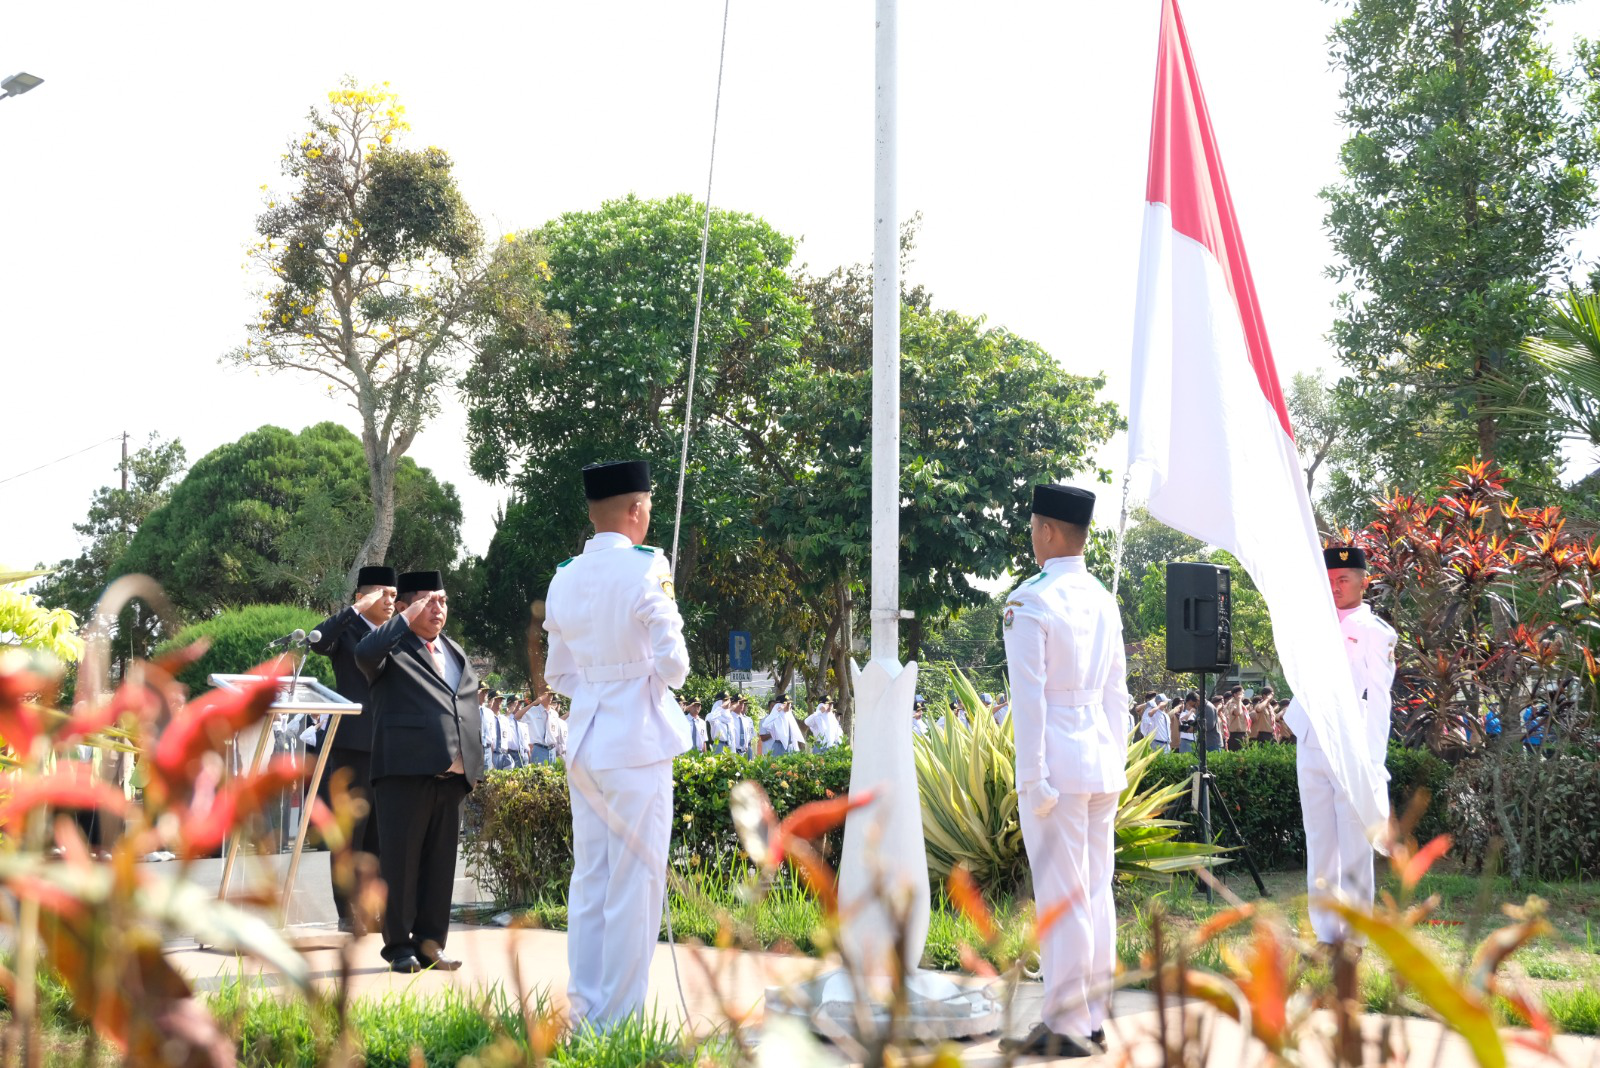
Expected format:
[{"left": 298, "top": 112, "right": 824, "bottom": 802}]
[
  {"left": 581, "top": 659, "right": 656, "bottom": 684},
  {"left": 1044, "top": 687, "right": 1103, "bottom": 705}
]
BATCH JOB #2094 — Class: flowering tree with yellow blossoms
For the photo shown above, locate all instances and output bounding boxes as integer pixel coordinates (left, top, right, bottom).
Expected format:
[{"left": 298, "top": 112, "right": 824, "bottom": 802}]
[{"left": 227, "top": 79, "right": 544, "bottom": 585}]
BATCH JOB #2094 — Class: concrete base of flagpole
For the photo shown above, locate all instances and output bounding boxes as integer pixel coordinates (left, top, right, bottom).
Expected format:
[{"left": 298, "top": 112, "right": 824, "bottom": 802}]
[
  {"left": 763, "top": 969, "right": 1001, "bottom": 1041},
  {"left": 765, "top": 655, "right": 999, "bottom": 1041}
]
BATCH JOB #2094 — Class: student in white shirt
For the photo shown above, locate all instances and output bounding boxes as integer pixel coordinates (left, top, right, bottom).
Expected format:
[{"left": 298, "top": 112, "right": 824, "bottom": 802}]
[
  {"left": 803, "top": 698, "right": 845, "bottom": 750},
  {"left": 1139, "top": 695, "right": 1172, "bottom": 751},
  {"left": 759, "top": 695, "right": 804, "bottom": 756}
]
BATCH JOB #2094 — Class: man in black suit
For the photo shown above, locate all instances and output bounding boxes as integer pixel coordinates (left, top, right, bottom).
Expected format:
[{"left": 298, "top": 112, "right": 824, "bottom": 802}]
[
  {"left": 308, "top": 564, "right": 397, "bottom": 933},
  {"left": 356, "top": 569, "right": 484, "bottom": 973}
]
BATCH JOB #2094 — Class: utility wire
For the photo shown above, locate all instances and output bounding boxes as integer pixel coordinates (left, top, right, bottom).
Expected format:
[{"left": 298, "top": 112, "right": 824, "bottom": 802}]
[{"left": 0, "top": 435, "right": 123, "bottom": 487}]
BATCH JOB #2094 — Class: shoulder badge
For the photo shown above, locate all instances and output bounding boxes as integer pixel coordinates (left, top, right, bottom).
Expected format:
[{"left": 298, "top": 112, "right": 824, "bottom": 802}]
[
  {"left": 660, "top": 576, "right": 676, "bottom": 599},
  {"left": 557, "top": 557, "right": 575, "bottom": 568},
  {"left": 1024, "top": 572, "right": 1048, "bottom": 586},
  {"left": 634, "top": 544, "right": 659, "bottom": 554},
  {"left": 1004, "top": 607, "right": 1016, "bottom": 630},
  {"left": 1005, "top": 599, "right": 1024, "bottom": 607}
]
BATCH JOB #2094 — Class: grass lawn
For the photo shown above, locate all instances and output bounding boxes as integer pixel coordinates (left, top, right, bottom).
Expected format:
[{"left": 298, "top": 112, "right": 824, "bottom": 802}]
[{"left": 479, "top": 859, "right": 1600, "bottom": 1037}]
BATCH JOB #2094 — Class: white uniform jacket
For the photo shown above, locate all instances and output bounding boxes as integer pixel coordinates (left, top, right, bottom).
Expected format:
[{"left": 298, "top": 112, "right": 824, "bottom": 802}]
[
  {"left": 804, "top": 709, "right": 844, "bottom": 749},
  {"left": 1003, "top": 554, "right": 1130, "bottom": 795},
  {"left": 543, "top": 533, "right": 692, "bottom": 771},
  {"left": 1287, "top": 603, "right": 1397, "bottom": 767}
]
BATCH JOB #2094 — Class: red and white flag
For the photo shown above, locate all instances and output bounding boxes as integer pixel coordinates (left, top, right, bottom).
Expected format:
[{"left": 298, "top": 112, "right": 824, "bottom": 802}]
[{"left": 1126, "top": 0, "right": 1389, "bottom": 837}]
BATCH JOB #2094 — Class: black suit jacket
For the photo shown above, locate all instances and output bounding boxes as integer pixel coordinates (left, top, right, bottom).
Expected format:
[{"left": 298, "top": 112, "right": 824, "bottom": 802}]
[
  {"left": 308, "top": 605, "right": 379, "bottom": 752},
  {"left": 355, "top": 614, "right": 485, "bottom": 786}
]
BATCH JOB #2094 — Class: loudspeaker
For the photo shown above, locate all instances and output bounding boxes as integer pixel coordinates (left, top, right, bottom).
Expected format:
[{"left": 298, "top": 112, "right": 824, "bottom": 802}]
[{"left": 1165, "top": 562, "right": 1233, "bottom": 672}]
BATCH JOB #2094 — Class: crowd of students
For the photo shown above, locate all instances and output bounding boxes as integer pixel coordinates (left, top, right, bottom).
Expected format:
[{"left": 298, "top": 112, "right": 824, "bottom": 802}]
[
  {"left": 678, "top": 691, "right": 847, "bottom": 757},
  {"left": 475, "top": 688, "right": 568, "bottom": 768},
  {"left": 1133, "top": 685, "right": 1294, "bottom": 752}
]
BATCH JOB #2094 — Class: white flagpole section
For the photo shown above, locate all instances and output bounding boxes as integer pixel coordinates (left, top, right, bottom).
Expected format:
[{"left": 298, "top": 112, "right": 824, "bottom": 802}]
[{"left": 870, "top": 0, "right": 900, "bottom": 662}]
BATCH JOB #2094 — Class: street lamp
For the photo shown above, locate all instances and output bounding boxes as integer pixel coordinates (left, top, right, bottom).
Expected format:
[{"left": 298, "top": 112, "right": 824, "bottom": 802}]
[{"left": 0, "top": 73, "right": 44, "bottom": 101}]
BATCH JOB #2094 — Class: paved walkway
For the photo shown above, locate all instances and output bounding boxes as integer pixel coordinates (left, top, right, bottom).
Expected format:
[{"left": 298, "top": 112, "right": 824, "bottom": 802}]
[{"left": 159, "top": 851, "right": 1600, "bottom": 1066}]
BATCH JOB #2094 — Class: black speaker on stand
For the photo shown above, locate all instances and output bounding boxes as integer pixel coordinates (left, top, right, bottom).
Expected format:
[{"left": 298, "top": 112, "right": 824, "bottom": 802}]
[{"left": 1166, "top": 562, "right": 1268, "bottom": 901}]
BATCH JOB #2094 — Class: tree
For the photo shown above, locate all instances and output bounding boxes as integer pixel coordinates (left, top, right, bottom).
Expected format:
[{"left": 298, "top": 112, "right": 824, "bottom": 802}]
[
  {"left": 34, "top": 433, "right": 186, "bottom": 672},
  {"left": 460, "top": 194, "right": 812, "bottom": 677},
  {"left": 118, "top": 423, "right": 462, "bottom": 617},
  {"left": 1514, "top": 289, "right": 1600, "bottom": 479},
  {"left": 225, "top": 80, "right": 527, "bottom": 586},
  {"left": 1096, "top": 507, "right": 1205, "bottom": 639},
  {"left": 1322, "top": 0, "right": 1599, "bottom": 496}
]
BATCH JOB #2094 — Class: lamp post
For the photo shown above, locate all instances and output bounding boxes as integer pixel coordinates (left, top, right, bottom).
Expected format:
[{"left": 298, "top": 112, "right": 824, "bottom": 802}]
[{"left": 0, "top": 72, "right": 45, "bottom": 101}]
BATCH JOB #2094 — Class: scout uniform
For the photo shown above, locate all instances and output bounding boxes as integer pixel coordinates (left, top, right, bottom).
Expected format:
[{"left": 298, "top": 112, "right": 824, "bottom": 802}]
[
  {"left": 543, "top": 460, "right": 691, "bottom": 1030},
  {"left": 1001, "top": 485, "right": 1129, "bottom": 1053},
  {"left": 1284, "top": 545, "right": 1397, "bottom": 944}
]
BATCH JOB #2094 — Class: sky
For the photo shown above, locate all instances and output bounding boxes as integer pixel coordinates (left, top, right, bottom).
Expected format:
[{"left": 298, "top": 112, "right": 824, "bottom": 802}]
[{"left": 3, "top": 0, "right": 1598, "bottom": 576}]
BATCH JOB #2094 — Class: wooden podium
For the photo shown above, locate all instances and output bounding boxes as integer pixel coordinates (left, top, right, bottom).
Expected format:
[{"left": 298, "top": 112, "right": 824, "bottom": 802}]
[{"left": 207, "top": 673, "right": 361, "bottom": 935}]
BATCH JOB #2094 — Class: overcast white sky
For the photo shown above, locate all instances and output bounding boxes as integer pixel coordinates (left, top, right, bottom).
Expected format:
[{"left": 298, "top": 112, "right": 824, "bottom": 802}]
[{"left": 3, "top": 0, "right": 1597, "bottom": 575}]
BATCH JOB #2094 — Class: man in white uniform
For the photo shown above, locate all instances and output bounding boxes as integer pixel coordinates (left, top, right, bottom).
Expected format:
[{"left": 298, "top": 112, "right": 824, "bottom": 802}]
[
  {"left": 1139, "top": 694, "right": 1172, "bottom": 751},
  {"left": 730, "top": 698, "right": 755, "bottom": 756},
  {"left": 758, "top": 694, "right": 804, "bottom": 756},
  {"left": 706, "top": 694, "right": 735, "bottom": 753},
  {"left": 542, "top": 459, "right": 692, "bottom": 1031},
  {"left": 499, "top": 698, "right": 527, "bottom": 768},
  {"left": 804, "top": 697, "right": 845, "bottom": 750},
  {"left": 526, "top": 691, "right": 557, "bottom": 764},
  {"left": 547, "top": 697, "right": 569, "bottom": 760},
  {"left": 999, "top": 484, "right": 1128, "bottom": 1058},
  {"left": 1284, "top": 545, "right": 1396, "bottom": 948}
]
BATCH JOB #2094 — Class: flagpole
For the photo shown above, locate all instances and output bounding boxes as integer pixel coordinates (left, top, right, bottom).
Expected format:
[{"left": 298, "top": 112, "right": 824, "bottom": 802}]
[{"left": 870, "top": 0, "right": 900, "bottom": 661}]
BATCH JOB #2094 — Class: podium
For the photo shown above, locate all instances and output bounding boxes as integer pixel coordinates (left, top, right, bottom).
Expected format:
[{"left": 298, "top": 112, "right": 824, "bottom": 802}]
[{"left": 208, "top": 674, "right": 361, "bottom": 932}]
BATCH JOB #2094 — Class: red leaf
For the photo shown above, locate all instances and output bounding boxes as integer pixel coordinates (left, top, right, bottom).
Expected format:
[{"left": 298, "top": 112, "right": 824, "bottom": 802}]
[
  {"left": 0, "top": 765, "right": 129, "bottom": 832},
  {"left": 1402, "top": 835, "right": 1453, "bottom": 893},
  {"left": 948, "top": 865, "right": 996, "bottom": 943},
  {"left": 152, "top": 673, "right": 281, "bottom": 785},
  {"left": 177, "top": 755, "right": 303, "bottom": 853},
  {"left": 777, "top": 790, "right": 876, "bottom": 843},
  {"left": 784, "top": 839, "right": 838, "bottom": 916}
]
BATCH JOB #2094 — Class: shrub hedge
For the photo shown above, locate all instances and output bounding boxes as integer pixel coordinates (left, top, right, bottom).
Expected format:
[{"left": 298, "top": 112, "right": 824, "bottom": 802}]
[
  {"left": 1443, "top": 752, "right": 1600, "bottom": 882},
  {"left": 1138, "top": 744, "right": 1452, "bottom": 871},
  {"left": 463, "top": 746, "right": 854, "bottom": 906},
  {"left": 460, "top": 741, "right": 1457, "bottom": 907},
  {"left": 155, "top": 603, "right": 332, "bottom": 693}
]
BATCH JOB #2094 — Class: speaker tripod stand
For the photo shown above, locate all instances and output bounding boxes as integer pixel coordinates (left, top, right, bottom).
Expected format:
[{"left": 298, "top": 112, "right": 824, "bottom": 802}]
[{"left": 1190, "top": 669, "right": 1269, "bottom": 902}]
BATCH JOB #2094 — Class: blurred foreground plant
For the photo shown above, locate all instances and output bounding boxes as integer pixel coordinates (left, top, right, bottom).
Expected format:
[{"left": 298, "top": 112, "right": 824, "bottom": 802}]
[{"left": 0, "top": 575, "right": 337, "bottom": 1066}]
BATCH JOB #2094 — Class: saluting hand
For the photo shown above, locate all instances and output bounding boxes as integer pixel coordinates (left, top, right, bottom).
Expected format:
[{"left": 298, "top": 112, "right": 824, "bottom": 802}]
[
  {"left": 401, "top": 591, "right": 439, "bottom": 634},
  {"left": 354, "top": 586, "right": 387, "bottom": 614}
]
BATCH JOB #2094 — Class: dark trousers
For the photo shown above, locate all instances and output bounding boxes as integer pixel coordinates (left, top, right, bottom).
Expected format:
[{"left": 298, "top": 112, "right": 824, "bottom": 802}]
[
  {"left": 318, "top": 748, "right": 381, "bottom": 923},
  {"left": 374, "top": 774, "right": 468, "bottom": 962},
  {"left": 1227, "top": 735, "right": 1245, "bottom": 752}
]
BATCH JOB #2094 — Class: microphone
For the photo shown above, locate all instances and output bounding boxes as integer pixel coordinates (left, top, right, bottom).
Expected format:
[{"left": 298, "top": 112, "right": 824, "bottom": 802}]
[
  {"left": 305, "top": 629, "right": 322, "bottom": 645},
  {"left": 266, "top": 628, "right": 307, "bottom": 650}
]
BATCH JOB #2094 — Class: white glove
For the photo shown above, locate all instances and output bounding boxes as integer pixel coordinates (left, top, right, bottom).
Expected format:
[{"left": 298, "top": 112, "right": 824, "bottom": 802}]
[{"left": 1022, "top": 779, "right": 1060, "bottom": 818}]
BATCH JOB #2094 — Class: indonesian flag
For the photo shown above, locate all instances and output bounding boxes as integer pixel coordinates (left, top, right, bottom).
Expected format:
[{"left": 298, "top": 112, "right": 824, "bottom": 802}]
[{"left": 1126, "top": 0, "right": 1389, "bottom": 838}]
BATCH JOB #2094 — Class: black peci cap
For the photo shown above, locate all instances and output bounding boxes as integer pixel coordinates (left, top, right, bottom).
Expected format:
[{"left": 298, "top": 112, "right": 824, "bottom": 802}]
[
  {"left": 583, "top": 460, "right": 651, "bottom": 501},
  {"left": 356, "top": 565, "right": 397, "bottom": 588},
  {"left": 1323, "top": 545, "right": 1367, "bottom": 571},
  {"left": 1032, "top": 484, "right": 1095, "bottom": 526},
  {"left": 397, "top": 570, "right": 444, "bottom": 595}
]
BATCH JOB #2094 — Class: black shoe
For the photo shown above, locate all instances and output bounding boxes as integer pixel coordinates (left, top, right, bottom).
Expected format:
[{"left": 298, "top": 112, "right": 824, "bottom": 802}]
[
  {"left": 389, "top": 953, "right": 424, "bottom": 973},
  {"left": 1089, "top": 1029, "right": 1106, "bottom": 1051},
  {"left": 423, "top": 954, "right": 462, "bottom": 972},
  {"left": 998, "top": 1023, "right": 1094, "bottom": 1058}
]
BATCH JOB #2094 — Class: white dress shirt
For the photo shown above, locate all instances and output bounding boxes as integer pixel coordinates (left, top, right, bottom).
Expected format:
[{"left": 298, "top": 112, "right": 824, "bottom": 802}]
[
  {"left": 804, "top": 708, "right": 844, "bottom": 749},
  {"left": 1003, "top": 554, "right": 1130, "bottom": 795},
  {"left": 543, "top": 532, "right": 692, "bottom": 771}
]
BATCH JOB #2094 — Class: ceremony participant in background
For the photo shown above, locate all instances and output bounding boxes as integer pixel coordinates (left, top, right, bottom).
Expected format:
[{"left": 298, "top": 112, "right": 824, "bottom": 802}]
[
  {"left": 1139, "top": 694, "right": 1171, "bottom": 751},
  {"left": 548, "top": 696, "right": 570, "bottom": 761},
  {"left": 999, "top": 485, "right": 1128, "bottom": 1058},
  {"left": 759, "top": 694, "right": 804, "bottom": 756},
  {"left": 479, "top": 694, "right": 504, "bottom": 770},
  {"left": 992, "top": 692, "right": 1011, "bottom": 726},
  {"left": 355, "top": 570, "right": 482, "bottom": 973},
  {"left": 308, "top": 564, "right": 397, "bottom": 933},
  {"left": 804, "top": 696, "right": 845, "bottom": 750},
  {"left": 1224, "top": 686, "right": 1249, "bottom": 750},
  {"left": 542, "top": 460, "right": 691, "bottom": 1031},
  {"left": 527, "top": 691, "right": 557, "bottom": 764},
  {"left": 911, "top": 699, "right": 930, "bottom": 737},
  {"left": 498, "top": 696, "right": 525, "bottom": 768},
  {"left": 1283, "top": 546, "right": 1396, "bottom": 950},
  {"left": 508, "top": 697, "right": 535, "bottom": 767},
  {"left": 707, "top": 694, "right": 735, "bottom": 753},
  {"left": 1177, "top": 693, "right": 1200, "bottom": 753},
  {"left": 731, "top": 697, "right": 755, "bottom": 756},
  {"left": 1275, "top": 697, "right": 1295, "bottom": 744},
  {"left": 935, "top": 700, "right": 971, "bottom": 733},
  {"left": 1252, "top": 687, "right": 1277, "bottom": 745},
  {"left": 684, "top": 699, "right": 709, "bottom": 752}
]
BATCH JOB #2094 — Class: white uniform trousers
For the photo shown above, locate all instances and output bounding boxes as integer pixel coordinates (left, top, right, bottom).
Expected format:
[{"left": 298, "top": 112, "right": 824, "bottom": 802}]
[
  {"left": 1020, "top": 790, "right": 1118, "bottom": 1036},
  {"left": 565, "top": 742, "right": 674, "bottom": 1030},
  {"left": 1297, "top": 743, "right": 1375, "bottom": 943}
]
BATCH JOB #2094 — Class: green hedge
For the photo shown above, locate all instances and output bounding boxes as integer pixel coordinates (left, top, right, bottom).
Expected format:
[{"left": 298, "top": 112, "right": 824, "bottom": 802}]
[
  {"left": 156, "top": 603, "right": 331, "bottom": 693},
  {"left": 1443, "top": 752, "right": 1600, "bottom": 882},
  {"left": 462, "top": 741, "right": 1460, "bottom": 907},
  {"left": 463, "top": 747, "right": 854, "bottom": 907},
  {"left": 1140, "top": 744, "right": 1452, "bottom": 871}
]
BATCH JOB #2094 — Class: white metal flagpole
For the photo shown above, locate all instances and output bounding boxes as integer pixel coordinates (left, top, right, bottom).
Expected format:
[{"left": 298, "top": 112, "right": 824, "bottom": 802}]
[{"left": 870, "top": 0, "right": 900, "bottom": 664}]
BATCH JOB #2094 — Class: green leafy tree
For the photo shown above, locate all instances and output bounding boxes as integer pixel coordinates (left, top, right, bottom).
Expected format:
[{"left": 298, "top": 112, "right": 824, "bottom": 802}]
[
  {"left": 225, "top": 80, "right": 530, "bottom": 586},
  {"left": 118, "top": 423, "right": 462, "bottom": 617},
  {"left": 460, "top": 194, "right": 811, "bottom": 674},
  {"left": 1097, "top": 507, "right": 1205, "bottom": 640},
  {"left": 34, "top": 434, "right": 186, "bottom": 671},
  {"left": 1514, "top": 288, "right": 1600, "bottom": 482},
  {"left": 1322, "top": 0, "right": 1600, "bottom": 496},
  {"left": 155, "top": 604, "right": 332, "bottom": 693}
]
